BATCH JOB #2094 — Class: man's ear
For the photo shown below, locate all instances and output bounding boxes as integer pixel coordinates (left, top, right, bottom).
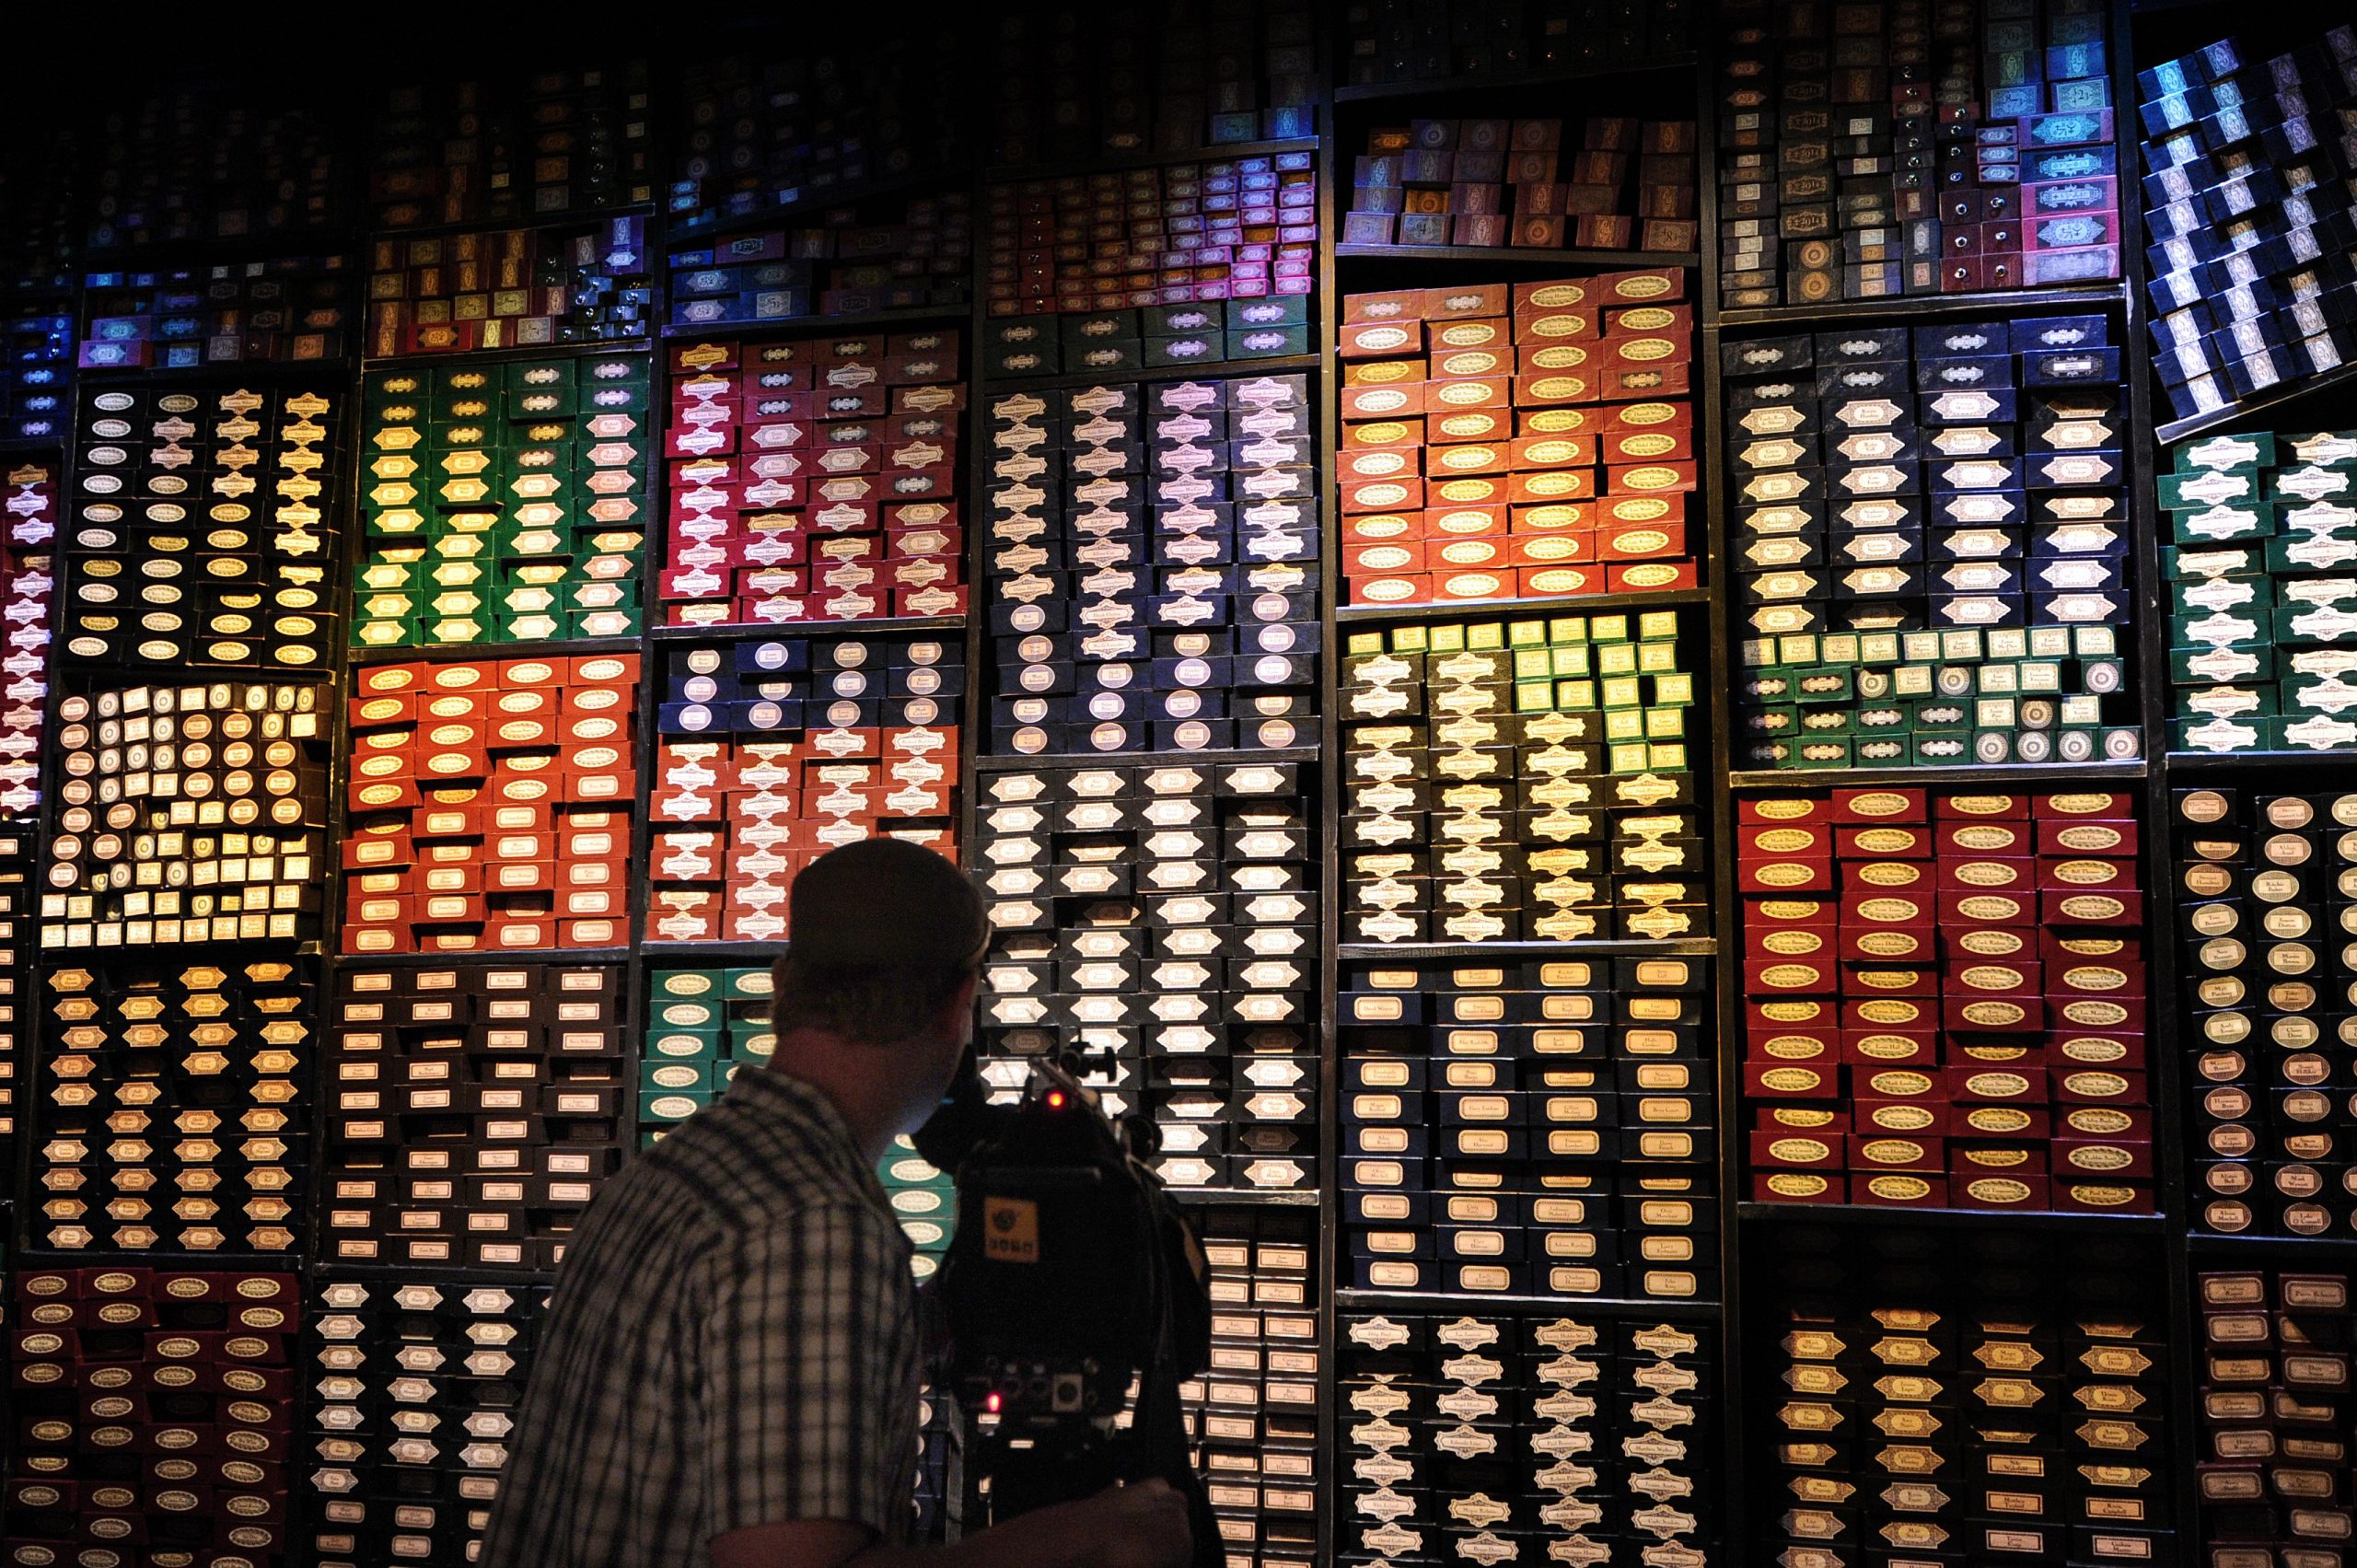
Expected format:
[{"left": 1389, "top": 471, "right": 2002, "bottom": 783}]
[{"left": 941, "top": 970, "right": 979, "bottom": 1039}]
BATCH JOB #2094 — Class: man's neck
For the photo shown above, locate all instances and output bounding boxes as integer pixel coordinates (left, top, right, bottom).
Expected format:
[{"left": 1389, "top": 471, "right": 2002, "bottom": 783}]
[{"left": 766, "top": 1030, "right": 902, "bottom": 1163}]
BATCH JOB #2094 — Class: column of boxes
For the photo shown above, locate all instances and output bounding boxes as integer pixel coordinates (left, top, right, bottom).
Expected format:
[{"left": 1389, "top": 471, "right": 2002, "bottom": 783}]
[
  {"left": 2175, "top": 784, "right": 2357, "bottom": 1239},
  {"left": 1740, "top": 786, "right": 2154, "bottom": 1214},
  {"left": 369, "top": 65, "right": 654, "bottom": 228},
  {"left": 1339, "top": 0, "right": 1697, "bottom": 85},
  {"left": 2142, "top": 28, "right": 2357, "bottom": 424},
  {"left": 2166, "top": 430, "right": 2357, "bottom": 754},
  {"left": 41, "top": 679, "right": 331, "bottom": 949},
  {"left": 0, "top": 297, "right": 69, "bottom": 441},
  {"left": 1724, "top": 318, "right": 2138, "bottom": 769},
  {"left": 1185, "top": 1207, "right": 1321, "bottom": 1568},
  {"left": 982, "top": 154, "right": 1319, "bottom": 318},
  {"left": 660, "top": 329, "right": 965, "bottom": 628},
  {"left": 34, "top": 959, "right": 310, "bottom": 1255},
  {"left": 984, "top": 3, "right": 1317, "bottom": 163},
  {"left": 6, "top": 1267, "right": 301, "bottom": 1568},
  {"left": 0, "top": 153, "right": 74, "bottom": 442},
  {"left": 640, "top": 966, "right": 772, "bottom": 1143},
  {"left": 1756, "top": 1227, "right": 2173, "bottom": 1566},
  {"left": 972, "top": 759, "right": 1318, "bottom": 1193},
  {"left": 308, "top": 1280, "right": 550, "bottom": 1568},
  {"left": 984, "top": 373, "right": 1318, "bottom": 756},
  {"left": 357, "top": 356, "right": 649, "bottom": 649},
  {"left": 78, "top": 252, "right": 353, "bottom": 369},
  {"left": 81, "top": 88, "right": 341, "bottom": 249},
  {"left": 363, "top": 217, "right": 653, "bottom": 357},
  {"left": 2194, "top": 1269, "right": 2355, "bottom": 1563},
  {"left": 0, "top": 830, "right": 28, "bottom": 1199},
  {"left": 341, "top": 654, "right": 638, "bottom": 956},
  {"left": 880, "top": 1135, "right": 958, "bottom": 1283},
  {"left": 1341, "top": 1309, "right": 1718, "bottom": 1565},
  {"left": 646, "top": 633, "right": 961, "bottom": 944},
  {"left": 1341, "top": 610, "right": 1704, "bottom": 944},
  {"left": 1339, "top": 273, "right": 1698, "bottom": 609},
  {"left": 0, "top": 455, "right": 54, "bottom": 813},
  {"left": 981, "top": 297, "right": 1312, "bottom": 378},
  {"left": 63, "top": 381, "right": 342, "bottom": 670},
  {"left": 1715, "top": 0, "right": 2120, "bottom": 308},
  {"left": 1341, "top": 958, "right": 1716, "bottom": 1306},
  {"left": 320, "top": 962, "right": 628, "bottom": 1272},
  {"left": 664, "top": 194, "right": 973, "bottom": 330},
  {"left": 1343, "top": 117, "right": 1698, "bottom": 252}
]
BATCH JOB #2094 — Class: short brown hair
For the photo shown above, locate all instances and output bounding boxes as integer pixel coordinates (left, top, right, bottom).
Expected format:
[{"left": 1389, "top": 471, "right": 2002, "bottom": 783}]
[{"left": 771, "top": 840, "right": 987, "bottom": 1045}]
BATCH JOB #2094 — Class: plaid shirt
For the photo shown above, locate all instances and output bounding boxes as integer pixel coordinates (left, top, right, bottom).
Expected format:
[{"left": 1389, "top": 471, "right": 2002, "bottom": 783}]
[{"left": 481, "top": 1067, "right": 923, "bottom": 1567}]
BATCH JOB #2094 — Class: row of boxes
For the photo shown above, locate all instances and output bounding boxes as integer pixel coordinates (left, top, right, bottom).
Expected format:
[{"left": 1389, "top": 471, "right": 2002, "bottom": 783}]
[
  {"left": 322, "top": 963, "right": 628, "bottom": 1272},
  {"left": 1183, "top": 1206, "right": 1321, "bottom": 1568},
  {"left": 646, "top": 633, "right": 960, "bottom": 944},
  {"left": 41, "top": 681, "right": 331, "bottom": 950},
  {"left": 982, "top": 153, "right": 1319, "bottom": 317},
  {"left": 1724, "top": 318, "right": 2139, "bottom": 770},
  {"left": 986, "top": 3, "right": 1318, "bottom": 166},
  {"left": 985, "top": 373, "right": 1318, "bottom": 756},
  {"left": 1339, "top": 273, "right": 1697, "bottom": 608},
  {"left": 308, "top": 1279, "right": 549, "bottom": 1568},
  {"left": 981, "top": 296, "right": 1313, "bottom": 379},
  {"left": 1341, "top": 610, "right": 1702, "bottom": 944},
  {"left": 1757, "top": 1226, "right": 2175, "bottom": 1567},
  {"left": 363, "top": 217, "right": 653, "bottom": 357},
  {"left": 2141, "top": 28, "right": 2357, "bottom": 424},
  {"left": 78, "top": 252, "right": 353, "bottom": 371},
  {"left": 1716, "top": 0, "right": 2121, "bottom": 308},
  {"left": 1341, "top": 1308, "right": 1716, "bottom": 1563},
  {"left": 357, "top": 356, "right": 649, "bottom": 648},
  {"left": 664, "top": 192, "right": 972, "bottom": 329},
  {"left": 63, "top": 382, "right": 342, "bottom": 670},
  {"left": 370, "top": 64, "right": 654, "bottom": 229},
  {"left": 1344, "top": 116, "right": 1698, "bottom": 253},
  {"left": 2174, "top": 786, "right": 2357, "bottom": 1240},
  {"left": 35, "top": 960, "right": 311, "bottom": 1255},
  {"left": 1340, "top": 0, "right": 1697, "bottom": 86},
  {"left": 2194, "top": 1270, "right": 2354, "bottom": 1562},
  {"left": 6, "top": 1267, "right": 302, "bottom": 1567},
  {"left": 1739, "top": 786, "right": 2154, "bottom": 1214},
  {"left": 342, "top": 655, "right": 638, "bottom": 955},
  {"left": 0, "top": 457, "right": 53, "bottom": 814},
  {"left": 2166, "top": 430, "right": 2357, "bottom": 753},
  {"left": 660, "top": 331, "right": 965, "bottom": 628},
  {"left": 79, "top": 86, "right": 339, "bottom": 251},
  {"left": 973, "top": 759, "right": 1318, "bottom": 1193},
  {"left": 1341, "top": 957, "right": 1716, "bottom": 1304}
]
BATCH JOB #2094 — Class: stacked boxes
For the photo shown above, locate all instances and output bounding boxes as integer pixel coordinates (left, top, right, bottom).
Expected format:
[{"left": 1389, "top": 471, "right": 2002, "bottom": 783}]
[
  {"left": 369, "top": 66, "right": 654, "bottom": 227},
  {"left": 1715, "top": 0, "right": 2121, "bottom": 307},
  {"left": 0, "top": 149, "right": 76, "bottom": 443},
  {"left": 1740, "top": 786, "right": 2154, "bottom": 1213},
  {"left": 6, "top": 1268, "right": 301, "bottom": 1567},
  {"left": 355, "top": 355, "right": 649, "bottom": 648},
  {"left": 1756, "top": 1228, "right": 2174, "bottom": 1566},
  {"left": 640, "top": 965, "right": 772, "bottom": 1142},
  {"left": 982, "top": 154, "right": 1318, "bottom": 317},
  {"left": 1342, "top": 117, "right": 1699, "bottom": 252},
  {"left": 985, "top": 3, "right": 1318, "bottom": 162},
  {"left": 0, "top": 831, "right": 26, "bottom": 1196},
  {"left": 646, "top": 633, "right": 961, "bottom": 944},
  {"left": 363, "top": 217, "right": 653, "bottom": 356},
  {"left": 2194, "top": 1270, "right": 2355, "bottom": 1562},
  {"left": 984, "top": 374, "right": 1318, "bottom": 756},
  {"left": 320, "top": 963, "right": 628, "bottom": 1270},
  {"left": 341, "top": 654, "right": 638, "bottom": 956},
  {"left": 81, "top": 88, "right": 341, "bottom": 249},
  {"left": 63, "top": 381, "right": 342, "bottom": 670},
  {"left": 664, "top": 193, "right": 973, "bottom": 329},
  {"left": 34, "top": 960, "right": 311, "bottom": 1254},
  {"left": 1724, "top": 318, "right": 2138, "bottom": 769},
  {"left": 1338, "top": 273, "right": 1698, "bottom": 608},
  {"left": 2141, "top": 29, "right": 2357, "bottom": 424},
  {"left": 2165, "top": 429, "right": 2357, "bottom": 753},
  {"left": 879, "top": 1134, "right": 958, "bottom": 1283},
  {"left": 0, "top": 457, "right": 54, "bottom": 812},
  {"left": 980, "top": 297, "right": 1312, "bottom": 378},
  {"left": 79, "top": 253, "right": 353, "bottom": 369},
  {"left": 1341, "top": 958, "right": 1717, "bottom": 1303},
  {"left": 972, "top": 758, "right": 1318, "bottom": 1192},
  {"left": 308, "top": 1280, "right": 550, "bottom": 1568},
  {"left": 1186, "top": 1207, "right": 1321, "bottom": 1568},
  {"left": 0, "top": 296, "right": 69, "bottom": 441},
  {"left": 41, "top": 680, "right": 331, "bottom": 949},
  {"left": 2176, "top": 784, "right": 2357, "bottom": 1238},
  {"left": 660, "top": 330, "right": 965, "bottom": 628},
  {"left": 1340, "top": 0, "right": 1698, "bottom": 84},
  {"left": 1341, "top": 1309, "right": 1718, "bottom": 1564},
  {"left": 1340, "top": 610, "right": 1704, "bottom": 944}
]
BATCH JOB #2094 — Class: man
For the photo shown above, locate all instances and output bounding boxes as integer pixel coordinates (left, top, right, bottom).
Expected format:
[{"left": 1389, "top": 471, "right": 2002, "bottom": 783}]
[{"left": 482, "top": 839, "right": 1193, "bottom": 1568}]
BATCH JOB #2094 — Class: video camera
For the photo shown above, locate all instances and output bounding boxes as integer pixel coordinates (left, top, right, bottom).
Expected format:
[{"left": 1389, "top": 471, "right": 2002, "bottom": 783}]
[{"left": 915, "top": 1050, "right": 1222, "bottom": 1562}]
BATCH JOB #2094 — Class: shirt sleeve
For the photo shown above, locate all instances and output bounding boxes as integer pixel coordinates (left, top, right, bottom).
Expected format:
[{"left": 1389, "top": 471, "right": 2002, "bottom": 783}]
[{"left": 698, "top": 1199, "right": 916, "bottom": 1540}]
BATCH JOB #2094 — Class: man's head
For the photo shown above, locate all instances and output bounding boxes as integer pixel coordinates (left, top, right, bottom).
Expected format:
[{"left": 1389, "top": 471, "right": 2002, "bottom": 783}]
[{"left": 771, "top": 840, "right": 987, "bottom": 1131}]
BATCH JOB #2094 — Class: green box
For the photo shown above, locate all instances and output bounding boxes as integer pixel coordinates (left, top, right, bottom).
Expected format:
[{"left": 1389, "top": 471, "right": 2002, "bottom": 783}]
[{"left": 1225, "top": 324, "right": 1311, "bottom": 360}]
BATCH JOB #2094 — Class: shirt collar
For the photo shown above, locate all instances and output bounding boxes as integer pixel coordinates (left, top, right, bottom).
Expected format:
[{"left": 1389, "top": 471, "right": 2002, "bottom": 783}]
[{"left": 724, "top": 1067, "right": 892, "bottom": 1210}]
